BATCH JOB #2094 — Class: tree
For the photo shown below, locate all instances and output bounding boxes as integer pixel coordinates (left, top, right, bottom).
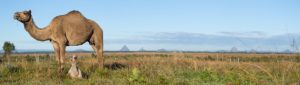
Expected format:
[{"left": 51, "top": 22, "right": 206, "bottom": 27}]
[{"left": 2, "top": 41, "right": 15, "bottom": 63}]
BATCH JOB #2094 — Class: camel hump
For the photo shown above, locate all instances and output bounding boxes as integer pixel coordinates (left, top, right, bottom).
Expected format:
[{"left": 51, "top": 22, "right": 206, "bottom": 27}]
[
  {"left": 62, "top": 10, "right": 86, "bottom": 20},
  {"left": 66, "top": 10, "right": 82, "bottom": 15}
]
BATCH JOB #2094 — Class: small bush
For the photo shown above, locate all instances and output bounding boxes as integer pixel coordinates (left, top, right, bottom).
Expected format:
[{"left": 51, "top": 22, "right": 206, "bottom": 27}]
[
  {"left": 128, "top": 68, "right": 145, "bottom": 83},
  {"left": 1, "top": 64, "right": 24, "bottom": 75}
]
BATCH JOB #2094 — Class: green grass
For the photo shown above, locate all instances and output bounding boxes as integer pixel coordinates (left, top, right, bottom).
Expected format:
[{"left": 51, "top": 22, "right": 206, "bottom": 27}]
[{"left": 0, "top": 53, "right": 300, "bottom": 85}]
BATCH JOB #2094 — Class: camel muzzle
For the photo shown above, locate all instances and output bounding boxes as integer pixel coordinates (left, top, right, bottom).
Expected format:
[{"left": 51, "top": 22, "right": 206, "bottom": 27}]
[{"left": 14, "top": 13, "right": 20, "bottom": 20}]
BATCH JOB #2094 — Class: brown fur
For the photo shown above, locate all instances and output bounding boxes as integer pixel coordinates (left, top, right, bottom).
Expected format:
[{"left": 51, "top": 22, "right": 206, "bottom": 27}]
[{"left": 14, "top": 10, "right": 104, "bottom": 69}]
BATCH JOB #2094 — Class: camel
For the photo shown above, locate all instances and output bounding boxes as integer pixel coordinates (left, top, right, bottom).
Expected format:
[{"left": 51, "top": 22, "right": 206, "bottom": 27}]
[
  {"left": 14, "top": 10, "right": 104, "bottom": 70},
  {"left": 68, "top": 55, "right": 82, "bottom": 79}
]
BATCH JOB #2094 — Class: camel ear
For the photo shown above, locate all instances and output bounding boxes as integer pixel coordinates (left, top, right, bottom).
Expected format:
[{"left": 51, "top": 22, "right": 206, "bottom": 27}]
[{"left": 28, "top": 10, "right": 31, "bottom": 14}]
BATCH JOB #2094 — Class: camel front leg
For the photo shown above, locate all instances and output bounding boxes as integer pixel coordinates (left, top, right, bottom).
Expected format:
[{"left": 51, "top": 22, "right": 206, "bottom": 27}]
[
  {"left": 51, "top": 42, "right": 60, "bottom": 62},
  {"left": 59, "top": 44, "right": 66, "bottom": 70}
]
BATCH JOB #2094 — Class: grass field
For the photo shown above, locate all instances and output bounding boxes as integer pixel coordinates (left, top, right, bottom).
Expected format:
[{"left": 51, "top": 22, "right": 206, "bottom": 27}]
[{"left": 0, "top": 52, "right": 300, "bottom": 85}]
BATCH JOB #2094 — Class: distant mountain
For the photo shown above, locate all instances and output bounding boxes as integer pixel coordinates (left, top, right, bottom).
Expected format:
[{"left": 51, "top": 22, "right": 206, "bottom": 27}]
[
  {"left": 231, "top": 47, "right": 238, "bottom": 52},
  {"left": 138, "top": 48, "right": 146, "bottom": 51},
  {"left": 120, "top": 45, "right": 130, "bottom": 52},
  {"left": 157, "top": 48, "right": 167, "bottom": 52},
  {"left": 249, "top": 49, "right": 256, "bottom": 53},
  {"left": 283, "top": 49, "right": 292, "bottom": 53}
]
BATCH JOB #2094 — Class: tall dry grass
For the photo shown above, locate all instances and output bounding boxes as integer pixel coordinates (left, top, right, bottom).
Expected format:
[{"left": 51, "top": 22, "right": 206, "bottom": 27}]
[{"left": 0, "top": 52, "right": 299, "bottom": 84}]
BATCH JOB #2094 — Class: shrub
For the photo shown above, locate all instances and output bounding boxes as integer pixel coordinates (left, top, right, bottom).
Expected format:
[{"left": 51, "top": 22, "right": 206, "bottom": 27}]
[
  {"left": 1, "top": 64, "right": 24, "bottom": 75},
  {"left": 128, "top": 68, "right": 145, "bottom": 83}
]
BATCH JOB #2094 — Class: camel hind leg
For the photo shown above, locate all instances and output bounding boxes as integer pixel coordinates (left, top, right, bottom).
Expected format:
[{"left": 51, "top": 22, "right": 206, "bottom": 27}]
[
  {"left": 90, "top": 44, "right": 104, "bottom": 69},
  {"left": 88, "top": 20, "right": 104, "bottom": 69},
  {"left": 98, "top": 45, "right": 104, "bottom": 68}
]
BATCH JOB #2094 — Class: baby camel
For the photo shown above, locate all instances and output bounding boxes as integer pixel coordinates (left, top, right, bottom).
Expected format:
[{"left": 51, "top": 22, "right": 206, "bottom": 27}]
[{"left": 68, "top": 55, "right": 82, "bottom": 79}]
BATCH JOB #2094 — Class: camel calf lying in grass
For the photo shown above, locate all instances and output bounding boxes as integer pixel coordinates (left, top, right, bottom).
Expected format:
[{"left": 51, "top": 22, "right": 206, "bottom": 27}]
[{"left": 68, "top": 55, "right": 82, "bottom": 79}]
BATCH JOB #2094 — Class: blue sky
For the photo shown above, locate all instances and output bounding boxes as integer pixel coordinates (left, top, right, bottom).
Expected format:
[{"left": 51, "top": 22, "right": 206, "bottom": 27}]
[{"left": 0, "top": 0, "right": 300, "bottom": 51}]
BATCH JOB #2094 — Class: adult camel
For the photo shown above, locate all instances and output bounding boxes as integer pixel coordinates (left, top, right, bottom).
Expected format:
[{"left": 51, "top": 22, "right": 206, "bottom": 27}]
[{"left": 14, "top": 10, "right": 104, "bottom": 70}]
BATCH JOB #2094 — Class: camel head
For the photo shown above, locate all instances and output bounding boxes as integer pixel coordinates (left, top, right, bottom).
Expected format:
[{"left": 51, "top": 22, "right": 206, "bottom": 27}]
[
  {"left": 71, "top": 55, "right": 78, "bottom": 63},
  {"left": 14, "top": 10, "right": 31, "bottom": 23}
]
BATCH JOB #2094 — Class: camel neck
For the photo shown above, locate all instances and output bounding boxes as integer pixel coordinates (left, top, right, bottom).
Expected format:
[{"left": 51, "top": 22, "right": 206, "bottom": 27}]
[{"left": 24, "top": 18, "right": 51, "bottom": 41}]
